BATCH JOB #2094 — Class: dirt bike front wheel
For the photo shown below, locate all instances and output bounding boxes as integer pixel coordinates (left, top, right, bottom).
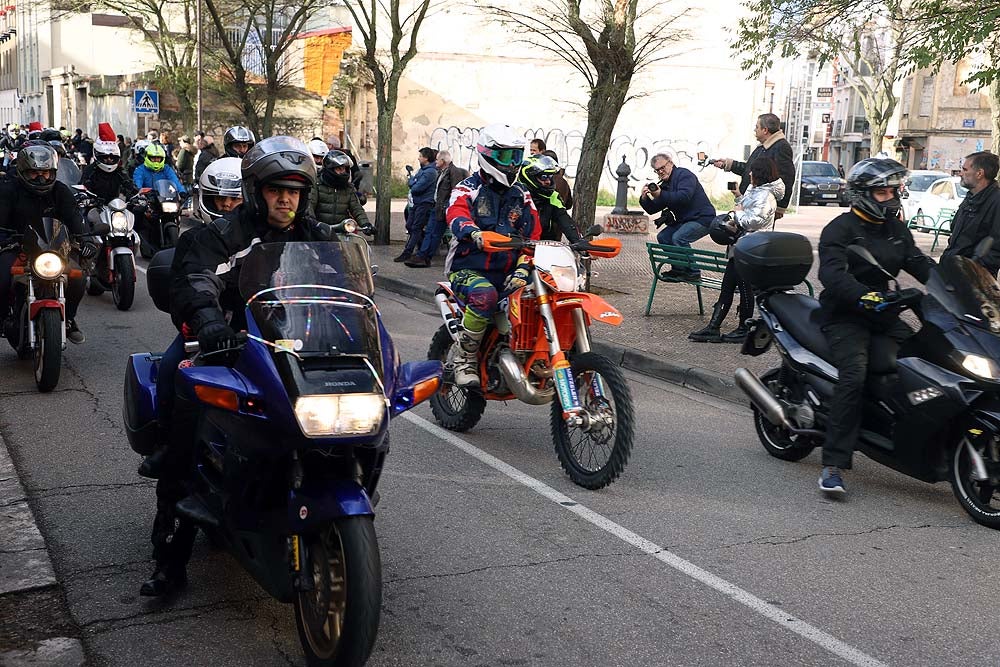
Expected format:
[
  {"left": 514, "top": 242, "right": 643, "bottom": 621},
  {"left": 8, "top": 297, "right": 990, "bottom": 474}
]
[{"left": 551, "top": 352, "right": 634, "bottom": 489}]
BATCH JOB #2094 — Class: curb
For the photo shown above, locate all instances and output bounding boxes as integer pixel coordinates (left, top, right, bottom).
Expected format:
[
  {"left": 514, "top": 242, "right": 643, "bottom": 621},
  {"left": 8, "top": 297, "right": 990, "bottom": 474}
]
[{"left": 374, "top": 274, "right": 745, "bottom": 404}]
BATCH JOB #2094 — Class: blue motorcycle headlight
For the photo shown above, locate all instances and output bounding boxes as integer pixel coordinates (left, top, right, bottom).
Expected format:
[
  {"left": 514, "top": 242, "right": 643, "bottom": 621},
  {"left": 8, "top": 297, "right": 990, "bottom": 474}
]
[{"left": 294, "top": 393, "right": 386, "bottom": 437}]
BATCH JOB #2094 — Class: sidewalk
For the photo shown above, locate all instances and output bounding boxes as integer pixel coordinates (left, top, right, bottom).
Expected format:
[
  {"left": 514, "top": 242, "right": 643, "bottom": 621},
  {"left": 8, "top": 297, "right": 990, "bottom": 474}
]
[{"left": 367, "top": 200, "right": 948, "bottom": 402}]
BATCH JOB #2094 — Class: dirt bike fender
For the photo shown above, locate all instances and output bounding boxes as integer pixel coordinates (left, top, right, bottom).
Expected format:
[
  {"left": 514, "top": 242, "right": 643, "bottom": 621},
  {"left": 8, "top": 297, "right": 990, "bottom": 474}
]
[{"left": 553, "top": 293, "right": 622, "bottom": 327}]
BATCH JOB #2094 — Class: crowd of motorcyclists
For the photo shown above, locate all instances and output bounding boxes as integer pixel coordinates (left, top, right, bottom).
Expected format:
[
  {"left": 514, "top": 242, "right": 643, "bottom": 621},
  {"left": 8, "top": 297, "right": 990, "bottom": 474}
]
[{"left": 3, "top": 108, "right": 1000, "bottom": 613}]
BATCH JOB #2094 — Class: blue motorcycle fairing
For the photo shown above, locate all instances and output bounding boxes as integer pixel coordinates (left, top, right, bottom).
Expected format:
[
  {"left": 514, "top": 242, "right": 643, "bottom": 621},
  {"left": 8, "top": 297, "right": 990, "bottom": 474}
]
[
  {"left": 289, "top": 479, "right": 374, "bottom": 532},
  {"left": 392, "top": 360, "right": 443, "bottom": 416},
  {"left": 236, "top": 317, "right": 298, "bottom": 426},
  {"left": 177, "top": 364, "right": 255, "bottom": 405}
]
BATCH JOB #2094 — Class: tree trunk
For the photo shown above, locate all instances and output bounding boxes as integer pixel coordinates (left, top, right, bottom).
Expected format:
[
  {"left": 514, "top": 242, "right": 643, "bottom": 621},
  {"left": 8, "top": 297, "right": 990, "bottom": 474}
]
[
  {"left": 373, "top": 102, "right": 396, "bottom": 246},
  {"left": 868, "top": 120, "right": 886, "bottom": 155},
  {"left": 573, "top": 76, "right": 631, "bottom": 231}
]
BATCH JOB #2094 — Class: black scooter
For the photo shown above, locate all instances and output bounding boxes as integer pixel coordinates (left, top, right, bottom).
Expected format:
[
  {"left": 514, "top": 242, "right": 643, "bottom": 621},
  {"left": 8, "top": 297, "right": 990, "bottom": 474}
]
[{"left": 734, "top": 231, "right": 1000, "bottom": 529}]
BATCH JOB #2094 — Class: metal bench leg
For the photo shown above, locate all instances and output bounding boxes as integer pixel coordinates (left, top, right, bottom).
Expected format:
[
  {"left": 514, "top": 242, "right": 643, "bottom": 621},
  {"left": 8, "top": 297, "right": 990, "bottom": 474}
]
[
  {"left": 696, "top": 284, "right": 704, "bottom": 316},
  {"left": 931, "top": 230, "right": 940, "bottom": 252},
  {"left": 645, "top": 273, "right": 659, "bottom": 316}
]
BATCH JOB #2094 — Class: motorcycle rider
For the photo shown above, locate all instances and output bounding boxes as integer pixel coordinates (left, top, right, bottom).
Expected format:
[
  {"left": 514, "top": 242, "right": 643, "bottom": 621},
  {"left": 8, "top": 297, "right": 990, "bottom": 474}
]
[
  {"left": 816, "top": 158, "right": 935, "bottom": 495},
  {"left": 0, "top": 142, "right": 96, "bottom": 344},
  {"left": 82, "top": 137, "right": 138, "bottom": 205},
  {"left": 195, "top": 157, "right": 243, "bottom": 223},
  {"left": 138, "top": 136, "right": 332, "bottom": 597},
  {"left": 222, "top": 126, "right": 256, "bottom": 159},
  {"left": 127, "top": 139, "right": 151, "bottom": 178},
  {"left": 518, "top": 154, "right": 581, "bottom": 243},
  {"left": 132, "top": 143, "right": 186, "bottom": 194},
  {"left": 446, "top": 123, "right": 540, "bottom": 388},
  {"left": 309, "top": 150, "right": 371, "bottom": 230},
  {"left": 307, "top": 138, "right": 328, "bottom": 169}
]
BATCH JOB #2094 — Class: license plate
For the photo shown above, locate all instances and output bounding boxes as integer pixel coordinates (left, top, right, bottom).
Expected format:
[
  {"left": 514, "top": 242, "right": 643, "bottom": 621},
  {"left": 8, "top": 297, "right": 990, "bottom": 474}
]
[{"left": 822, "top": 194, "right": 837, "bottom": 198}]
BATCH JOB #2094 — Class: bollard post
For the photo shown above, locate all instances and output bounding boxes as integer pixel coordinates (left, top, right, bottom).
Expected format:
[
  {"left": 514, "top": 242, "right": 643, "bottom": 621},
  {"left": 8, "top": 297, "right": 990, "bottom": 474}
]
[{"left": 610, "top": 155, "right": 631, "bottom": 215}]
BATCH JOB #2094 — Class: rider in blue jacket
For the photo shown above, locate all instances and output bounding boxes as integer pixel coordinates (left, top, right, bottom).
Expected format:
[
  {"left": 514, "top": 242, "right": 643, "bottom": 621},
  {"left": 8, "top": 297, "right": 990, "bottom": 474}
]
[{"left": 132, "top": 143, "right": 186, "bottom": 193}]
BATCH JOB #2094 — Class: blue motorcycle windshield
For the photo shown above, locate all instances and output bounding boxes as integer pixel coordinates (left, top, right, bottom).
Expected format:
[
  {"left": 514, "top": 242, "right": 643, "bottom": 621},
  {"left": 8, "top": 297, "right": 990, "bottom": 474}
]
[
  {"left": 926, "top": 255, "right": 1000, "bottom": 334},
  {"left": 154, "top": 180, "right": 178, "bottom": 200},
  {"left": 240, "top": 242, "right": 379, "bottom": 360}
]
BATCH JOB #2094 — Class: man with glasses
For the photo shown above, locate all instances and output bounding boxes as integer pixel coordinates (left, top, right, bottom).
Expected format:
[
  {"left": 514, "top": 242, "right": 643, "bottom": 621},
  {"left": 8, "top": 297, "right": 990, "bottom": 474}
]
[{"left": 640, "top": 152, "right": 716, "bottom": 278}]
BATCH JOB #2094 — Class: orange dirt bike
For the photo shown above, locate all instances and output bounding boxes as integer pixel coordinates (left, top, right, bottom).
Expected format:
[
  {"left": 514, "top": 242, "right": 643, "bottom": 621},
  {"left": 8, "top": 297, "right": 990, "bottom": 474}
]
[{"left": 428, "top": 229, "right": 635, "bottom": 489}]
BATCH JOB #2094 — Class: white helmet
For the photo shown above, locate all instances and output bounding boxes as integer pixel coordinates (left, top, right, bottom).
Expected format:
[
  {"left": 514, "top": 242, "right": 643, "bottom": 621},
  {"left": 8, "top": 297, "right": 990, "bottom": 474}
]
[
  {"left": 476, "top": 123, "right": 525, "bottom": 188},
  {"left": 307, "top": 139, "right": 328, "bottom": 165},
  {"left": 198, "top": 157, "right": 243, "bottom": 222},
  {"left": 94, "top": 140, "right": 121, "bottom": 173},
  {"left": 133, "top": 139, "right": 151, "bottom": 156},
  {"left": 146, "top": 130, "right": 159, "bottom": 142}
]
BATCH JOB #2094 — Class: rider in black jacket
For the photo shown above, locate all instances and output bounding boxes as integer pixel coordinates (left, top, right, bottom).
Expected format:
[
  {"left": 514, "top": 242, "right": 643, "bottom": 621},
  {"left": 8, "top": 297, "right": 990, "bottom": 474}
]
[
  {"left": 519, "top": 155, "right": 581, "bottom": 242},
  {"left": 139, "top": 136, "right": 331, "bottom": 597},
  {"left": 0, "top": 142, "right": 96, "bottom": 344},
  {"left": 816, "top": 158, "right": 935, "bottom": 496},
  {"left": 81, "top": 140, "right": 138, "bottom": 205}
]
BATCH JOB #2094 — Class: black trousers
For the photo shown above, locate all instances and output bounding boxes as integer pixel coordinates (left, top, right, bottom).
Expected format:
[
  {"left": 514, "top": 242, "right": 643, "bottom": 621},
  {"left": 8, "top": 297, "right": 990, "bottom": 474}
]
[
  {"left": 717, "top": 258, "right": 753, "bottom": 324},
  {"left": 821, "top": 318, "right": 913, "bottom": 469},
  {"left": 150, "top": 397, "right": 199, "bottom": 573}
]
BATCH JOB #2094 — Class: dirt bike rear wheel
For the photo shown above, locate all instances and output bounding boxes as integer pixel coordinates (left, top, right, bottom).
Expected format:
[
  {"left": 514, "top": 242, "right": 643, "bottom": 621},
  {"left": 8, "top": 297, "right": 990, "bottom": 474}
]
[
  {"left": 427, "top": 325, "right": 486, "bottom": 432},
  {"left": 551, "top": 352, "right": 634, "bottom": 489}
]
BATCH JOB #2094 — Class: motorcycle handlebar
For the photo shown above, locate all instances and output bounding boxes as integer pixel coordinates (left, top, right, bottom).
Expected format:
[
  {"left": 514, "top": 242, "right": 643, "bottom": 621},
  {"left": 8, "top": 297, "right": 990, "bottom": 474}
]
[{"left": 184, "top": 331, "right": 250, "bottom": 356}]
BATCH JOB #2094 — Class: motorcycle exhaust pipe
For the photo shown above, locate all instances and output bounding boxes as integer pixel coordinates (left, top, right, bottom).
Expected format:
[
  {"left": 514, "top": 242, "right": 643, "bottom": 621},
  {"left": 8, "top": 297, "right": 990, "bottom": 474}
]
[
  {"left": 434, "top": 292, "right": 462, "bottom": 341},
  {"left": 735, "top": 367, "right": 792, "bottom": 429},
  {"left": 498, "top": 349, "right": 554, "bottom": 406}
]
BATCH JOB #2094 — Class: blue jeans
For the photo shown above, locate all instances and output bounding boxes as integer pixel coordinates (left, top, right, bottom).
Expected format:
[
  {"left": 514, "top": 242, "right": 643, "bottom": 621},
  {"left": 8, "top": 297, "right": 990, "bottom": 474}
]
[
  {"left": 402, "top": 202, "right": 434, "bottom": 256},
  {"left": 657, "top": 220, "right": 710, "bottom": 276},
  {"left": 417, "top": 214, "right": 447, "bottom": 260}
]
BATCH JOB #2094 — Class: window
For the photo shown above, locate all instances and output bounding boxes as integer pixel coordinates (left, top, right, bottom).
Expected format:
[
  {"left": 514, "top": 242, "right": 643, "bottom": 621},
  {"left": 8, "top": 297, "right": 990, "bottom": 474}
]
[
  {"left": 929, "top": 180, "right": 951, "bottom": 196},
  {"left": 901, "top": 78, "right": 913, "bottom": 116},
  {"left": 918, "top": 76, "right": 935, "bottom": 117}
]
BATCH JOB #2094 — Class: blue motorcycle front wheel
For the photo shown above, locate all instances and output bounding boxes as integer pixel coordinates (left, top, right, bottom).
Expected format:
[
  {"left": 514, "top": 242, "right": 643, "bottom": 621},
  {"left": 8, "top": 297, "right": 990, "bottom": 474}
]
[{"left": 294, "top": 516, "right": 382, "bottom": 666}]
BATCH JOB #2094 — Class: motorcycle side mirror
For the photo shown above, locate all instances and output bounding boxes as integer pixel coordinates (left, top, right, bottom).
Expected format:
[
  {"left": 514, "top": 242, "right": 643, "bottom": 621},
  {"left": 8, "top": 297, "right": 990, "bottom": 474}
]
[
  {"left": 391, "top": 360, "right": 443, "bottom": 416},
  {"left": 91, "top": 221, "right": 111, "bottom": 235},
  {"left": 973, "top": 237, "right": 994, "bottom": 261},
  {"left": 584, "top": 224, "right": 603, "bottom": 238}
]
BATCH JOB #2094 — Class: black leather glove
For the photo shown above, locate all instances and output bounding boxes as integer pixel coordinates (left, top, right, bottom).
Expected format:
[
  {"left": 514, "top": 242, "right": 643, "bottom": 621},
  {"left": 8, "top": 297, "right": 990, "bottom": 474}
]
[
  {"left": 80, "top": 241, "right": 99, "bottom": 260},
  {"left": 197, "top": 320, "right": 237, "bottom": 353}
]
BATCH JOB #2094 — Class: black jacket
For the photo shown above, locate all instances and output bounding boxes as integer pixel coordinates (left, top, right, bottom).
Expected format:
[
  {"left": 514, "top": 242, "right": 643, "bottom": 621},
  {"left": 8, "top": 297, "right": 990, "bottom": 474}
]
[
  {"left": 170, "top": 205, "right": 330, "bottom": 332},
  {"left": 194, "top": 145, "right": 220, "bottom": 182},
  {"left": 310, "top": 181, "right": 370, "bottom": 227},
  {"left": 535, "top": 194, "right": 581, "bottom": 242},
  {"left": 818, "top": 210, "right": 934, "bottom": 326},
  {"left": 730, "top": 132, "right": 795, "bottom": 211},
  {"left": 435, "top": 163, "right": 468, "bottom": 221},
  {"left": 941, "top": 181, "right": 1000, "bottom": 275},
  {"left": 81, "top": 164, "right": 138, "bottom": 204},
  {"left": 0, "top": 179, "right": 85, "bottom": 239}
]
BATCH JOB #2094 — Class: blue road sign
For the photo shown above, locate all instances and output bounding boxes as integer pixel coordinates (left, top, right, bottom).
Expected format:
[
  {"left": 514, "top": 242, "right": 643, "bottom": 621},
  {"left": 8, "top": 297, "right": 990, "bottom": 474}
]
[{"left": 134, "top": 89, "right": 159, "bottom": 115}]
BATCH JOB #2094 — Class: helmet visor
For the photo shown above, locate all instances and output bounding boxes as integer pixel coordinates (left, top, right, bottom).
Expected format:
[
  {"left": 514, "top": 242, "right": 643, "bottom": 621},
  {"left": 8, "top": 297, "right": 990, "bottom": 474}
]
[
  {"left": 97, "top": 153, "right": 120, "bottom": 165},
  {"left": 479, "top": 145, "right": 524, "bottom": 166}
]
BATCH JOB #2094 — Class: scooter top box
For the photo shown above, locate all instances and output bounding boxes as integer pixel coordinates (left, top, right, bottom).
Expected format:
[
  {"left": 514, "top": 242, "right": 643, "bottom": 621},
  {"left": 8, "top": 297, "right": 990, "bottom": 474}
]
[{"left": 733, "top": 231, "right": 813, "bottom": 290}]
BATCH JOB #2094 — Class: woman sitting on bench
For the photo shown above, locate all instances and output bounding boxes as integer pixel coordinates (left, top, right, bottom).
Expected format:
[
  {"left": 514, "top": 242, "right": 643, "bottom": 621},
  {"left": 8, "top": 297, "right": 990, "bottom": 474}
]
[{"left": 689, "top": 157, "right": 785, "bottom": 343}]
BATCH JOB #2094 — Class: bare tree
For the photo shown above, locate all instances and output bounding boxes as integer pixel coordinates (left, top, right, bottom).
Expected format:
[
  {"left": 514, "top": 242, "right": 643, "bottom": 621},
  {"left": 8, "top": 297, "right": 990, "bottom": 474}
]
[
  {"left": 340, "top": 0, "right": 433, "bottom": 245},
  {"left": 201, "top": 0, "right": 322, "bottom": 137},
  {"left": 481, "top": 1, "right": 688, "bottom": 228},
  {"left": 50, "top": 0, "right": 198, "bottom": 127},
  {"left": 734, "top": 0, "right": 921, "bottom": 154}
]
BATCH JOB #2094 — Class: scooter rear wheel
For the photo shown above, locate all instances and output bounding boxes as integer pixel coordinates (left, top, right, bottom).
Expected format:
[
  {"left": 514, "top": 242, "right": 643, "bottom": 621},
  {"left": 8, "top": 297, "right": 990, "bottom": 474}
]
[
  {"left": 950, "top": 440, "right": 1000, "bottom": 529},
  {"left": 753, "top": 368, "right": 816, "bottom": 462}
]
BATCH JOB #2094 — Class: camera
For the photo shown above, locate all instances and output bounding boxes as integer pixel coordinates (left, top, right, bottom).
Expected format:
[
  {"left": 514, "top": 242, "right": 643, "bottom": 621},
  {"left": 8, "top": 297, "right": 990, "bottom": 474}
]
[{"left": 646, "top": 182, "right": 660, "bottom": 192}]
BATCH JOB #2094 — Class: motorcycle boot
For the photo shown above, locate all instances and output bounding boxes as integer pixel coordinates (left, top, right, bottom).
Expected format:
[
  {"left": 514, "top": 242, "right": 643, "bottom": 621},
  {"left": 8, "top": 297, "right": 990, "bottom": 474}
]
[
  {"left": 453, "top": 328, "right": 485, "bottom": 388},
  {"left": 721, "top": 322, "right": 751, "bottom": 344},
  {"left": 140, "top": 477, "right": 196, "bottom": 597},
  {"left": 688, "top": 302, "right": 729, "bottom": 343}
]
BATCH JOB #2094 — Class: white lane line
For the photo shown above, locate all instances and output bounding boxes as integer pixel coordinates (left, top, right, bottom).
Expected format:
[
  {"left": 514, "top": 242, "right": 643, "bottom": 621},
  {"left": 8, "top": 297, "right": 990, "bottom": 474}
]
[
  {"left": 402, "top": 411, "right": 888, "bottom": 667},
  {"left": 136, "top": 264, "right": 147, "bottom": 274}
]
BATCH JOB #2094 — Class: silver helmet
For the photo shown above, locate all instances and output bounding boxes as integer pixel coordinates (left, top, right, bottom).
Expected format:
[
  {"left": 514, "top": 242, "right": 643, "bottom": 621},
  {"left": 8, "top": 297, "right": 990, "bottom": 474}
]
[
  {"left": 198, "top": 157, "right": 243, "bottom": 222},
  {"left": 240, "top": 136, "right": 316, "bottom": 218}
]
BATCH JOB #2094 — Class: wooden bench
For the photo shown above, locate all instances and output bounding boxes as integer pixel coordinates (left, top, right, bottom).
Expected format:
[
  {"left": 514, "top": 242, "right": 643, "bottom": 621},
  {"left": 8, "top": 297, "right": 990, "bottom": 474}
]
[
  {"left": 907, "top": 208, "right": 956, "bottom": 252},
  {"left": 645, "top": 242, "right": 814, "bottom": 316}
]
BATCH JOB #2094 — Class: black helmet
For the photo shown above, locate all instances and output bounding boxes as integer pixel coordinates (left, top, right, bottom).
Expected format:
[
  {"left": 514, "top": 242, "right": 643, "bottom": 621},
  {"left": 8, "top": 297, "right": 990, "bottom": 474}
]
[
  {"left": 15, "top": 141, "right": 59, "bottom": 195},
  {"left": 519, "top": 154, "right": 559, "bottom": 198},
  {"left": 846, "top": 158, "right": 907, "bottom": 222},
  {"left": 320, "top": 150, "right": 354, "bottom": 187},
  {"left": 47, "top": 140, "right": 67, "bottom": 157},
  {"left": 240, "top": 136, "right": 316, "bottom": 219},
  {"left": 223, "top": 126, "right": 256, "bottom": 158},
  {"left": 709, "top": 213, "right": 739, "bottom": 246}
]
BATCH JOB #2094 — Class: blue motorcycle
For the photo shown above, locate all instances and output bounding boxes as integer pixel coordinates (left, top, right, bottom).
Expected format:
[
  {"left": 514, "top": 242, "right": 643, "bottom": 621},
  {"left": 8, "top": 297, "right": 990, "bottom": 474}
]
[{"left": 124, "top": 238, "right": 441, "bottom": 666}]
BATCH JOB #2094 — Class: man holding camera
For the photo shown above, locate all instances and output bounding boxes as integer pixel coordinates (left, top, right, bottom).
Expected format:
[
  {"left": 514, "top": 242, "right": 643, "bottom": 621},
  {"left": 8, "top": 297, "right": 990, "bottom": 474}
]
[
  {"left": 640, "top": 152, "right": 716, "bottom": 278},
  {"left": 712, "top": 113, "right": 795, "bottom": 220}
]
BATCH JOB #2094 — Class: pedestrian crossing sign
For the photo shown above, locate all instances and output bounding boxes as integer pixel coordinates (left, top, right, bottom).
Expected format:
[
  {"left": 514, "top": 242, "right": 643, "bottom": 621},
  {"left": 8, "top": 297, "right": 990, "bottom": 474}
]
[{"left": 134, "top": 89, "right": 159, "bottom": 115}]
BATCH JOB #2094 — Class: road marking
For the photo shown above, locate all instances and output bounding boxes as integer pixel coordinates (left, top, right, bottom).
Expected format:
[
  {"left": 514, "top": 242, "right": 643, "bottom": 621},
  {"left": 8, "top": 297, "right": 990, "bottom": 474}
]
[
  {"left": 402, "top": 411, "right": 889, "bottom": 667},
  {"left": 135, "top": 264, "right": 147, "bottom": 274}
]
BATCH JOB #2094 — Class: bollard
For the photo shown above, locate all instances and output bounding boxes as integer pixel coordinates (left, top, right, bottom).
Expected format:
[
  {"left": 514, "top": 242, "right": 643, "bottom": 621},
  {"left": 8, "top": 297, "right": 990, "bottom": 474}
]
[{"left": 611, "top": 155, "right": 631, "bottom": 215}]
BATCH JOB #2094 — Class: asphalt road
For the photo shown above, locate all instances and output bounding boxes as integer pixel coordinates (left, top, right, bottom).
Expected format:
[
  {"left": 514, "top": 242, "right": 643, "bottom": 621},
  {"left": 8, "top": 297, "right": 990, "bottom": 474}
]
[{"left": 1, "top": 260, "right": 999, "bottom": 666}]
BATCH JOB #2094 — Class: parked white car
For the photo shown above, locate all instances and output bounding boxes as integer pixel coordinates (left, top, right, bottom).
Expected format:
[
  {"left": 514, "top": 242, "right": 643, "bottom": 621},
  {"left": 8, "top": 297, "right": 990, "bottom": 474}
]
[
  {"left": 910, "top": 176, "right": 967, "bottom": 228},
  {"left": 901, "top": 169, "right": 948, "bottom": 220}
]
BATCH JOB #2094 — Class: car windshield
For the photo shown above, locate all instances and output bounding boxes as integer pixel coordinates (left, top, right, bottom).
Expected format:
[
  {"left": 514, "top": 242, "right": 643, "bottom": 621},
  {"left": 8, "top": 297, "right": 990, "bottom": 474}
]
[
  {"left": 238, "top": 241, "right": 379, "bottom": 363},
  {"left": 926, "top": 255, "right": 1000, "bottom": 334},
  {"left": 907, "top": 175, "right": 944, "bottom": 192},
  {"left": 802, "top": 162, "right": 838, "bottom": 177}
]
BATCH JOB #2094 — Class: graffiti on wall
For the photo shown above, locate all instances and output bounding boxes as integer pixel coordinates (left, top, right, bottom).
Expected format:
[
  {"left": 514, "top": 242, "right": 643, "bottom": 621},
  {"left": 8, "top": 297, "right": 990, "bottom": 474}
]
[{"left": 428, "top": 126, "right": 721, "bottom": 190}]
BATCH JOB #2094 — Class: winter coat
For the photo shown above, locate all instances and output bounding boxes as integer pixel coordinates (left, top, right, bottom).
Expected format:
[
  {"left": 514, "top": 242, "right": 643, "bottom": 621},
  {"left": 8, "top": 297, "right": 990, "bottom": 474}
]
[
  {"left": 194, "top": 143, "right": 220, "bottom": 181},
  {"left": 725, "top": 130, "right": 795, "bottom": 212},
  {"left": 534, "top": 191, "right": 581, "bottom": 243},
  {"left": 818, "top": 210, "right": 934, "bottom": 327},
  {"left": 133, "top": 164, "right": 186, "bottom": 194},
  {"left": 311, "top": 181, "right": 370, "bottom": 227},
  {"left": 0, "top": 178, "right": 86, "bottom": 239},
  {"left": 446, "top": 172, "right": 540, "bottom": 279},
  {"left": 639, "top": 166, "right": 716, "bottom": 226},
  {"left": 81, "top": 164, "right": 138, "bottom": 204},
  {"left": 435, "top": 163, "right": 468, "bottom": 221},
  {"left": 733, "top": 178, "right": 785, "bottom": 233},
  {"left": 941, "top": 181, "right": 1000, "bottom": 276},
  {"left": 175, "top": 146, "right": 196, "bottom": 186},
  {"left": 407, "top": 163, "right": 437, "bottom": 206}
]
